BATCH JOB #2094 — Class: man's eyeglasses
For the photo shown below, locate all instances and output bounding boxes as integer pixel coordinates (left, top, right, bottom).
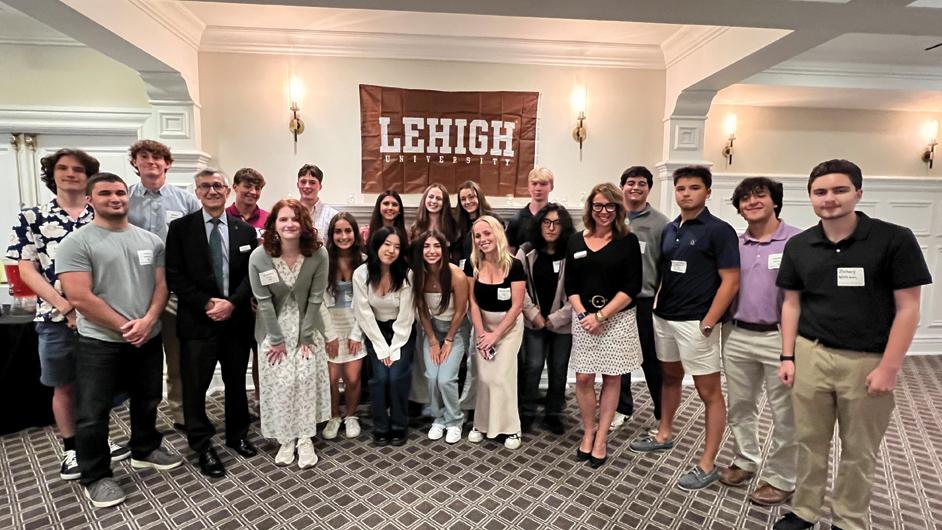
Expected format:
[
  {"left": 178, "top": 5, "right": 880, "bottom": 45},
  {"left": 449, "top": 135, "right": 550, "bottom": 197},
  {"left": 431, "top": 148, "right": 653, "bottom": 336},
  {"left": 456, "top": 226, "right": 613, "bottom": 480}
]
[
  {"left": 197, "top": 183, "right": 228, "bottom": 192},
  {"left": 591, "top": 203, "right": 617, "bottom": 213}
]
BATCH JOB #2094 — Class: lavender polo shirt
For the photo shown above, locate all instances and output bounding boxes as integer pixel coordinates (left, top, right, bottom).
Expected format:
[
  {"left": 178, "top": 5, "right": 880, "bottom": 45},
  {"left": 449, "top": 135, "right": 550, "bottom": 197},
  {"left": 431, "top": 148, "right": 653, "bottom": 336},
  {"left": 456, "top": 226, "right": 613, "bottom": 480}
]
[{"left": 731, "top": 221, "right": 802, "bottom": 325}]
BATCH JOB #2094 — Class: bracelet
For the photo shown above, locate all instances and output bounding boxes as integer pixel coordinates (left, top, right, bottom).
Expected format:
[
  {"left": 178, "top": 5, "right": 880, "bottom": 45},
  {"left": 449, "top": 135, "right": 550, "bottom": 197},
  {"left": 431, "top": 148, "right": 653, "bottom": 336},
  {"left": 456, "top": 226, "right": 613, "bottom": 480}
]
[
  {"left": 596, "top": 309, "right": 607, "bottom": 322},
  {"left": 779, "top": 355, "right": 795, "bottom": 362},
  {"left": 63, "top": 307, "right": 76, "bottom": 317},
  {"left": 444, "top": 337, "right": 453, "bottom": 343}
]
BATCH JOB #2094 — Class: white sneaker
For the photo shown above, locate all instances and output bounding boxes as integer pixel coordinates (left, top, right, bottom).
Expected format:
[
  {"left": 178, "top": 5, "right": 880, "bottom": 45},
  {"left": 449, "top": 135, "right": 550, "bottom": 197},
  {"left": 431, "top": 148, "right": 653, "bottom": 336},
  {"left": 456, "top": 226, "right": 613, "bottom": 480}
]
[
  {"left": 609, "top": 412, "right": 630, "bottom": 431},
  {"left": 467, "top": 428, "right": 484, "bottom": 443},
  {"left": 275, "top": 439, "right": 296, "bottom": 466},
  {"left": 297, "top": 438, "right": 318, "bottom": 469},
  {"left": 344, "top": 417, "right": 361, "bottom": 439},
  {"left": 504, "top": 433, "right": 522, "bottom": 450},
  {"left": 322, "top": 417, "right": 342, "bottom": 440},
  {"left": 445, "top": 426, "right": 462, "bottom": 444},
  {"left": 428, "top": 423, "right": 445, "bottom": 441}
]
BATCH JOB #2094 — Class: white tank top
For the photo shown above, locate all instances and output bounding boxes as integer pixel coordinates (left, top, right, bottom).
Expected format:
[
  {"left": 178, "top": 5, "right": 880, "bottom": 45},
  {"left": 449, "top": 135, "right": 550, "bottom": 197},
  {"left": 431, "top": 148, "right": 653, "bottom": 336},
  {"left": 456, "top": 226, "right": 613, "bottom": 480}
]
[{"left": 424, "top": 292, "right": 455, "bottom": 321}]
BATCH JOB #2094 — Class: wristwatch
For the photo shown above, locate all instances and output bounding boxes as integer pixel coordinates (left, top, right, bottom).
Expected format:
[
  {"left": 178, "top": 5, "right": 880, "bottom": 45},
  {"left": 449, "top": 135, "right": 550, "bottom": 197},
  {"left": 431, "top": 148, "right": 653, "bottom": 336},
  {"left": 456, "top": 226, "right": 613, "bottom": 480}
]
[
  {"left": 779, "top": 355, "right": 795, "bottom": 362},
  {"left": 577, "top": 311, "right": 588, "bottom": 321}
]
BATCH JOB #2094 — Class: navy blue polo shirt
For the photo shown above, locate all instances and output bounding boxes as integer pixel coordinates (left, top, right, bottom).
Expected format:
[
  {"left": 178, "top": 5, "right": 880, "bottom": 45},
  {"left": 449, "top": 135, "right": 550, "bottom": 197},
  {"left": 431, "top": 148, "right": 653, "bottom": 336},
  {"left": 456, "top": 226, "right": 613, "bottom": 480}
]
[
  {"left": 655, "top": 207, "right": 740, "bottom": 321},
  {"left": 776, "top": 212, "right": 932, "bottom": 354}
]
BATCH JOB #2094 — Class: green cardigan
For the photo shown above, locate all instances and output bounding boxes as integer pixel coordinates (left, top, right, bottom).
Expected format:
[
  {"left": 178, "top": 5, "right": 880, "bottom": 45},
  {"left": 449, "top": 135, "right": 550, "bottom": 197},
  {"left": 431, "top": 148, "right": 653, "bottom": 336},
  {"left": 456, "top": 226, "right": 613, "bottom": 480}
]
[{"left": 248, "top": 245, "right": 328, "bottom": 346}]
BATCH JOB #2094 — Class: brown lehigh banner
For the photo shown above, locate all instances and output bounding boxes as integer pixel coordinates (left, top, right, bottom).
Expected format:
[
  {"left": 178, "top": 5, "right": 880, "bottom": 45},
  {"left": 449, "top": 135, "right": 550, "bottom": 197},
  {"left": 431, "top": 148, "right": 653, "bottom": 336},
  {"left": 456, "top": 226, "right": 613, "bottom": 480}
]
[{"left": 360, "top": 84, "right": 539, "bottom": 197}]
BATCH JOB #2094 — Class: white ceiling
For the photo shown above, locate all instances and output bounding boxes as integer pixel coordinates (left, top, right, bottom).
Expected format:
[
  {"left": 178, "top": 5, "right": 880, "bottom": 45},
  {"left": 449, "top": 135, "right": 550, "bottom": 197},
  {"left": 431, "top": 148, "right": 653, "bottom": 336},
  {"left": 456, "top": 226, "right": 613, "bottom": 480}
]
[{"left": 716, "top": 84, "right": 942, "bottom": 112}]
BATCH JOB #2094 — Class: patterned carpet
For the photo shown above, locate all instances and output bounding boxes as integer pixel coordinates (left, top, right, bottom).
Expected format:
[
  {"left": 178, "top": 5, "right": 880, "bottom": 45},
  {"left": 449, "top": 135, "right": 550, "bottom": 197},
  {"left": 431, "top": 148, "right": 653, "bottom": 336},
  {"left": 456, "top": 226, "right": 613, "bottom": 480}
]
[{"left": 1, "top": 355, "right": 940, "bottom": 530}]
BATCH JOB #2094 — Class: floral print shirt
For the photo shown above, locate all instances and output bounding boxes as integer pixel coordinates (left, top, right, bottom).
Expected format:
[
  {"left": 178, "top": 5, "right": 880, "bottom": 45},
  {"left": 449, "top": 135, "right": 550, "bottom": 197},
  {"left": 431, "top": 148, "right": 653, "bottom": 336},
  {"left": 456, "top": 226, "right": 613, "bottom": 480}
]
[{"left": 6, "top": 198, "right": 94, "bottom": 322}]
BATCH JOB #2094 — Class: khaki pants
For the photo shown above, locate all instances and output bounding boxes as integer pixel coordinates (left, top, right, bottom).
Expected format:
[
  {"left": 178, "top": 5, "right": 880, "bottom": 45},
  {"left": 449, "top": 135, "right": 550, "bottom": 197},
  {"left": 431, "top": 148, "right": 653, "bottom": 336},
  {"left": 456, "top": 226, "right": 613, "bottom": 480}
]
[
  {"left": 161, "top": 297, "right": 184, "bottom": 425},
  {"left": 792, "top": 336, "right": 895, "bottom": 530},
  {"left": 722, "top": 325, "right": 796, "bottom": 491}
]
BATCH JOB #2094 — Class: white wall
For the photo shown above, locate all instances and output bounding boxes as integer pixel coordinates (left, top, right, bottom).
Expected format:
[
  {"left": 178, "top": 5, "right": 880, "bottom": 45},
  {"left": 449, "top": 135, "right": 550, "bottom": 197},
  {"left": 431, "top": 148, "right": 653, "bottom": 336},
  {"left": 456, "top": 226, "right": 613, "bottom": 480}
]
[{"left": 198, "top": 53, "right": 665, "bottom": 210}]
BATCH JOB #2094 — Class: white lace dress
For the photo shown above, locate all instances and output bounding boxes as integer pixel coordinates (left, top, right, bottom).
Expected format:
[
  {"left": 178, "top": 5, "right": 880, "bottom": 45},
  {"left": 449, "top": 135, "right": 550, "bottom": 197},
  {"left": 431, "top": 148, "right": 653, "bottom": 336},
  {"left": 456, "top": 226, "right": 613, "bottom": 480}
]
[{"left": 258, "top": 256, "right": 331, "bottom": 441}]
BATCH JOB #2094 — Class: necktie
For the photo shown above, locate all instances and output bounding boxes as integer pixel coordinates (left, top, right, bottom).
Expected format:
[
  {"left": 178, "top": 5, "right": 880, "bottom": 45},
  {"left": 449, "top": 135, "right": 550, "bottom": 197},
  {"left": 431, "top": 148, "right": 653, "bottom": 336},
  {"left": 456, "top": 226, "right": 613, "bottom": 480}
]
[{"left": 209, "top": 218, "right": 225, "bottom": 294}]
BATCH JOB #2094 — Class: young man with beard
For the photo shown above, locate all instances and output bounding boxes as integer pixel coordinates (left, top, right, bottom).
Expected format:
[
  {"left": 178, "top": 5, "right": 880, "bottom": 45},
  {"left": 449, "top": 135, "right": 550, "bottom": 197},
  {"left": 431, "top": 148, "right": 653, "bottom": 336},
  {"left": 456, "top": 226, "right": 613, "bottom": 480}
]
[
  {"left": 297, "top": 164, "right": 338, "bottom": 243},
  {"left": 58, "top": 173, "right": 183, "bottom": 508},
  {"left": 718, "top": 177, "right": 801, "bottom": 506},
  {"left": 773, "top": 160, "right": 931, "bottom": 530},
  {"left": 126, "top": 140, "right": 200, "bottom": 430}
]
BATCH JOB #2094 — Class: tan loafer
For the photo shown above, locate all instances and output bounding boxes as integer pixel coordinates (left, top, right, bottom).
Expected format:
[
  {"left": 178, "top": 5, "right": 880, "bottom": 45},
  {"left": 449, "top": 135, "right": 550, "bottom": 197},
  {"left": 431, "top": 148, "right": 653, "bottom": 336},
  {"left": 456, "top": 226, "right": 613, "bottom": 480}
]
[
  {"left": 750, "top": 483, "right": 794, "bottom": 506},
  {"left": 717, "top": 464, "right": 755, "bottom": 487}
]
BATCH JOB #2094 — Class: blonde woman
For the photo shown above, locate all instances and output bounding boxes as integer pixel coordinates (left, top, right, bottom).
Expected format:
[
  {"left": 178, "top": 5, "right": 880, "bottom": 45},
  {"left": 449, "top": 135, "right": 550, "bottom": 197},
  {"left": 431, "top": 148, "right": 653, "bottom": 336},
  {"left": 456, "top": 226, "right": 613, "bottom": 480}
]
[
  {"left": 565, "top": 183, "right": 643, "bottom": 468},
  {"left": 463, "top": 216, "right": 526, "bottom": 449}
]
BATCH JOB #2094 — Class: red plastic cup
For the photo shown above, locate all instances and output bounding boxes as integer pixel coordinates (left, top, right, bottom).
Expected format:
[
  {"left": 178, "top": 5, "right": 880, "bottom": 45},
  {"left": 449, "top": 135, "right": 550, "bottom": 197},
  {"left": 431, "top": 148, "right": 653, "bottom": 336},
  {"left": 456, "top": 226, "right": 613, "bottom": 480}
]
[{"left": 4, "top": 263, "right": 36, "bottom": 297}]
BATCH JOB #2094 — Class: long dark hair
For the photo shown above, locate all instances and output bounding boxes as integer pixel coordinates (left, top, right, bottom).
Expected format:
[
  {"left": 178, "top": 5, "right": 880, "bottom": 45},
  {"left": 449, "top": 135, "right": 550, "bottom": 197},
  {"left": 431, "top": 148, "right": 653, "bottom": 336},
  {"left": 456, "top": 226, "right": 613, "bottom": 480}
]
[
  {"left": 527, "top": 203, "right": 575, "bottom": 255},
  {"left": 410, "top": 183, "right": 458, "bottom": 243},
  {"left": 326, "top": 212, "right": 365, "bottom": 297},
  {"left": 262, "top": 199, "right": 321, "bottom": 257},
  {"left": 368, "top": 190, "right": 407, "bottom": 242},
  {"left": 366, "top": 226, "right": 409, "bottom": 291},
  {"left": 455, "top": 180, "right": 498, "bottom": 235},
  {"left": 411, "top": 230, "right": 453, "bottom": 316}
]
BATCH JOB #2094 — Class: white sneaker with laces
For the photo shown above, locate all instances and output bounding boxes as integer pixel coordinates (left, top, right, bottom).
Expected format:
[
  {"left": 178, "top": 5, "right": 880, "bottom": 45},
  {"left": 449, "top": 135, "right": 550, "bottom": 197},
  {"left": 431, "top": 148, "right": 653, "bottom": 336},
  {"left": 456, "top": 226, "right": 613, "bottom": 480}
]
[
  {"left": 467, "top": 428, "right": 484, "bottom": 443},
  {"left": 428, "top": 423, "right": 445, "bottom": 440},
  {"left": 322, "top": 417, "right": 342, "bottom": 440},
  {"left": 60, "top": 449, "right": 80, "bottom": 481},
  {"left": 609, "top": 412, "right": 629, "bottom": 431},
  {"left": 445, "top": 426, "right": 462, "bottom": 444},
  {"left": 297, "top": 438, "right": 318, "bottom": 469},
  {"left": 344, "top": 417, "right": 361, "bottom": 439},
  {"left": 275, "top": 438, "right": 296, "bottom": 466},
  {"left": 108, "top": 438, "right": 131, "bottom": 462},
  {"left": 504, "top": 433, "right": 522, "bottom": 450}
]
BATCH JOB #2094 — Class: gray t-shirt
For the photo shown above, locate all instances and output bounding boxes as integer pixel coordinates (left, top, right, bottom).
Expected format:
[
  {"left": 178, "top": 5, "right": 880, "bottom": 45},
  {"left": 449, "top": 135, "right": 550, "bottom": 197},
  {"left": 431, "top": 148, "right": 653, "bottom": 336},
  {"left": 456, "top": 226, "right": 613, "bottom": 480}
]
[
  {"left": 56, "top": 223, "right": 165, "bottom": 343},
  {"left": 627, "top": 203, "right": 670, "bottom": 299}
]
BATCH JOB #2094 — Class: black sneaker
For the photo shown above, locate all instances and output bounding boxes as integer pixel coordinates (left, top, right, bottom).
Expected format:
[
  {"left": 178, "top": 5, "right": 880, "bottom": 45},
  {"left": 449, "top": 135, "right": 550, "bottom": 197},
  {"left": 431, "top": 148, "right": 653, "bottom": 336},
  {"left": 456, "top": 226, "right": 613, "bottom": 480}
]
[
  {"left": 108, "top": 439, "right": 131, "bottom": 463},
  {"left": 60, "top": 449, "right": 80, "bottom": 481},
  {"left": 773, "top": 512, "right": 815, "bottom": 530}
]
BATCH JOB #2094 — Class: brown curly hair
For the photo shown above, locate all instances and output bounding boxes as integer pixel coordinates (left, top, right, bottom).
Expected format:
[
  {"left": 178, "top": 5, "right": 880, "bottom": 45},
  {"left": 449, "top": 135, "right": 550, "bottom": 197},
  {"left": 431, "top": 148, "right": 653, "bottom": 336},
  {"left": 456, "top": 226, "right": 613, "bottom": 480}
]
[
  {"left": 262, "top": 199, "right": 322, "bottom": 257},
  {"left": 40, "top": 148, "right": 100, "bottom": 194},
  {"left": 129, "top": 139, "right": 173, "bottom": 174}
]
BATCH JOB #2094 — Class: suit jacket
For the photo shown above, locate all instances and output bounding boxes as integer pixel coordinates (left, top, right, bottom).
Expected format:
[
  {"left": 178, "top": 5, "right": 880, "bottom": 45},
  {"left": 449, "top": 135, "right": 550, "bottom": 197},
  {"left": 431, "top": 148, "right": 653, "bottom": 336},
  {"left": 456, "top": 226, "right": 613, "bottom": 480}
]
[{"left": 166, "top": 209, "right": 258, "bottom": 339}]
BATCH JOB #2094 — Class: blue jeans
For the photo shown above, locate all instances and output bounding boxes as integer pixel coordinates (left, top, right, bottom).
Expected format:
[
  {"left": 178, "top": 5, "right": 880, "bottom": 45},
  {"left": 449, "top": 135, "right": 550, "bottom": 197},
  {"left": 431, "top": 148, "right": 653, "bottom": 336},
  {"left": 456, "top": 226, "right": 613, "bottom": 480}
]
[
  {"left": 520, "top": 328, "right": 572, "bottom": 418},
  {"left": 424, "top": 318, "right": 469, "bottom": 428},
  {"left": 365, "top": 321, "right": 415, "bottom": 433}
]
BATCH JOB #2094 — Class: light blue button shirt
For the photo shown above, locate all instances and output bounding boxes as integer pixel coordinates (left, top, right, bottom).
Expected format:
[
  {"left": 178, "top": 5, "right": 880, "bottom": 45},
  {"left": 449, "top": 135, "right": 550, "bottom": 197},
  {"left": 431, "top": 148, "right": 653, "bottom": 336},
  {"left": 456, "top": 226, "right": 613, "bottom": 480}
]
[
  {"left": 202, "top": 209, "right": 230, "bottom": 297},
  {"left": 128, "top": 181, "right": 201, "bottom": 242}
]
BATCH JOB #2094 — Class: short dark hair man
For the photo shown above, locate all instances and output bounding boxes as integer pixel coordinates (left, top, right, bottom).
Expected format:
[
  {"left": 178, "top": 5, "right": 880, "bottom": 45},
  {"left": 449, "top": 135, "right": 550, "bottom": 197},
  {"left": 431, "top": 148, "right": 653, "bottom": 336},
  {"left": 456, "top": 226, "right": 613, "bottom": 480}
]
[
  {"left": 610, "top": 166, "right": 667, "bottom": 432},
  {"left": 297, "top": 163, "right": 338, "bottom": 242},
  {"left": 773, "top": 160, "right": 931, "bottom": 530},
  {"left": 718, "top": 177, "right": 801, "bottom": 505},
  {"left": 629, "top": 165, "right": 740, "bottom": 492},
  {"left": 58, "top": 173, "right": 182, "bottom": 508},
  {"left": 166, "top": 168, "right": 259, "bottom": 478},
  {"left": 227, "top": 167, "right": 269, "bottom": 235}
]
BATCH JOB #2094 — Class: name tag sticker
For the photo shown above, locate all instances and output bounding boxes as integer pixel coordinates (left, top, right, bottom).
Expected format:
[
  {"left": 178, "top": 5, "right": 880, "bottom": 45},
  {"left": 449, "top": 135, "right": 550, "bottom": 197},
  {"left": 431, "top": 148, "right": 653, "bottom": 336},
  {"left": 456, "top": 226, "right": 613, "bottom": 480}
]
[
  {"left": 497, "top": 287, "right": 511, "bottom": 301},
  {"left": 639, "top": 241, "right": 647, "bottom": 255},
  {"left": 166, "top": 210, "right": 183, "bottom": 223},
  {"left": 553, "top": 260, "right": 562, "bottom": 273},
  {"left": 239, "top": 244, "right": 252, "bottom": 253},
  {"left": 837, "top": 267, "right": 865, "bottom": 287},
  {"left": 258, "top": 269, "right": 279, "bottom": 286},
  {"left": 255, "top": 228, "right": 265, "bottom": 239},
  {"left": 137, "top": 250, "right": 153, "bottom": 266},
  {"left": 573, "top": 250, "right": 588, "bottom": 260},
  {"left": 670, "top": 260, "right": 687, "bottom": 274},
  {"left": 343, "top": 290, "right": 353, "bottom": 303},
  {"left": 459, "top": 259, "right": 467, "bottom": 270},
  {"left": 768, "top": 253, "right": 783, "bottom": 269}
]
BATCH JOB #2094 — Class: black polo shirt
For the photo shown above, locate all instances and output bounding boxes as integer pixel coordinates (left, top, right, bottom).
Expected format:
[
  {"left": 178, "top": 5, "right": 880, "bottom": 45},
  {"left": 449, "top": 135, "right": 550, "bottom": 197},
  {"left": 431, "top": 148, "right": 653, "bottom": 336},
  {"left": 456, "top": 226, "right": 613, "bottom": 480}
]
[
  {"left": 506, "top": 205, "right": 535, "bottom": 249},
  {"left": 655, "top": 207, "right": 740, "bottom": 321},
  {"left": 776, "top": 212, "right": 931, "bottom": 354}
]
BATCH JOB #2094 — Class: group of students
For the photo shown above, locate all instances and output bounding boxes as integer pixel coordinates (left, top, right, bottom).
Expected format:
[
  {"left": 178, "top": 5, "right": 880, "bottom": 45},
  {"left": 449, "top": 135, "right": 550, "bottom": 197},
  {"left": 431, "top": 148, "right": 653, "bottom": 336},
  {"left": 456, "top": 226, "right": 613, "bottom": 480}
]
[{"left": 7, "top": 139, "right": 929, "bottom": 530}]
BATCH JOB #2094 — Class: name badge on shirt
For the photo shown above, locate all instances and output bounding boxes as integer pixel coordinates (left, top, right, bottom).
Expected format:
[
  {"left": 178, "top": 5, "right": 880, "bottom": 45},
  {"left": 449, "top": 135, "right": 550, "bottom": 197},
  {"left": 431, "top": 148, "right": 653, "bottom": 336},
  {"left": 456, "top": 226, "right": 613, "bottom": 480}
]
[
  {"left": 553, "top": 260, "right": 562, "bottom": 273},
  {"left": 137, "top": 250, "right": 154, "bottom": 266},
  {"left": 459, "top": 258, "right": 467, "bottom": 270},
  {"left": 166, "top": 210, "right": 183, "bottom": 223},
  {"left": 639, "top": 241, "right": 647, "bottom": 255},
  {"left": 573, "top": 250, "right": 587, "bottom": 260},
  {"left": 239, "top": 244, "right": 252, "bottom": 253},
  {"left": 497, "top": 287, "right": 511, "bottom": 301},
  {"left": 255, "top": 228, "right": 265, "bottom": 239},
  {"left": 837, "top": 267, "right": 865, "bottom": 287},
  {"left": 768, "top": 253, "right": 783, "bottom": 270},
  {"left": 670, "top": 260, "right": 687, "bottom": 274},
  {"left": 258, "top": 269, "right": 279, "bottom": 286},
  {"left": 343, "top": 290, "right": 354, "bottom": 303}
]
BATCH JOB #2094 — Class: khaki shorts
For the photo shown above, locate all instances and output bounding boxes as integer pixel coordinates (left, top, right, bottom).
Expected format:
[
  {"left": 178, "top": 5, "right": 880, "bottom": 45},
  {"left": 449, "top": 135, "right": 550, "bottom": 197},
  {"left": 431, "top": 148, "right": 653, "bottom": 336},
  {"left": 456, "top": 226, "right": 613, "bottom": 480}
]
[{"left": 653, "top": 316, "right": 722, "bottom": 376}]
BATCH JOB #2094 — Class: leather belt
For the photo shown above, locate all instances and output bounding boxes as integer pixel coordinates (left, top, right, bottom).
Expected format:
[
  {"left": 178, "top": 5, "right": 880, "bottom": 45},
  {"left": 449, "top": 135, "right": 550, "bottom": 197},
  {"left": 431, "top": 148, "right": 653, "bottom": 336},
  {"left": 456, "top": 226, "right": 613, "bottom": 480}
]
[{"left": 732, "top": 319, "right": 779, "bottom": 333}]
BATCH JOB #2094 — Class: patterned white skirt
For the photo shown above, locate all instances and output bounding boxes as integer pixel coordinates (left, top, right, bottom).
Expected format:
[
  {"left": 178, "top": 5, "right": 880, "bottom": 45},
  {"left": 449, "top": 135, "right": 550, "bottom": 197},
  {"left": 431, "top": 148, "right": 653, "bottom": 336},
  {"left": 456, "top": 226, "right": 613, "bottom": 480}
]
[{"left": 571, "top": 307, "right": 642, "bottom": 375}]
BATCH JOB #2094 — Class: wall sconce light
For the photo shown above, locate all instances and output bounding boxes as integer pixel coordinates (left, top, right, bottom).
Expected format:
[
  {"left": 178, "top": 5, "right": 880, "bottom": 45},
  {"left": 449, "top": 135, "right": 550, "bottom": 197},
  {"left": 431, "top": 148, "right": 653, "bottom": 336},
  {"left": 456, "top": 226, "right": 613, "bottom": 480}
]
[
  {"left": 923, "top": 119, "right": 938, "bottom": 170},
  {"left": 288, "top": 75, "right": 305, "bottom": 154},
  {"left": 721, "top": 113, "right": 737, "bottom": 166},
  {"left": 571, "top": 86, "right": 587, "bottom": 161}
]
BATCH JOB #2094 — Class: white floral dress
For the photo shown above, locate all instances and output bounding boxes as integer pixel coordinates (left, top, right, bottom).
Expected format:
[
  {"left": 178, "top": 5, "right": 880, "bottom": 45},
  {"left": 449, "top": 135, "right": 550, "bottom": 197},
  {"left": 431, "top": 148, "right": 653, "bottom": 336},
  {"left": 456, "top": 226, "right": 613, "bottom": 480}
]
[{"left": 259, "top": 256, "right": 331, "bottom": 441}]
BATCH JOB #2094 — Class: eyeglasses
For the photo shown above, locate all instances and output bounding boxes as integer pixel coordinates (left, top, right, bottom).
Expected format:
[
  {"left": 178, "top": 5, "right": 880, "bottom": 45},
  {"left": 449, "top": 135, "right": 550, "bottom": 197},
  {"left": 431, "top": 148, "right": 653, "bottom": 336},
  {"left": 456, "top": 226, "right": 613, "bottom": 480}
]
[
  {"left": 591, "top": 202, "right": 617, "bottom": 213},
  {"left": 541, "top": 219, "right": 561, "bottom": 229},
  {"left": 197, "top": 183, "right": 228, "bottom": 192}
]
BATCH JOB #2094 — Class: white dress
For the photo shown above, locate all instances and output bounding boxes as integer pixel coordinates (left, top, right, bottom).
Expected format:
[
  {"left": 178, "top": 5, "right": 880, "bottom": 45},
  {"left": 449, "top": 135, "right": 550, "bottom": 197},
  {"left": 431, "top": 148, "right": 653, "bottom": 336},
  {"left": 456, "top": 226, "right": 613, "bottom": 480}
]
[{"left": 259, "top": 256, "right": 332, "bottom": 441}]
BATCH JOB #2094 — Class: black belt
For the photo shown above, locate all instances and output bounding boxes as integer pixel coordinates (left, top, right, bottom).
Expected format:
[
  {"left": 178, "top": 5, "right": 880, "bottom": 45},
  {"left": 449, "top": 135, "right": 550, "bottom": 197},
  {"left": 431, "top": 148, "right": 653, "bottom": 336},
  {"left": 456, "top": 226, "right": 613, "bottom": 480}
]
[{"left": 732, "top": 319, "right": 779, "bottom": 333}]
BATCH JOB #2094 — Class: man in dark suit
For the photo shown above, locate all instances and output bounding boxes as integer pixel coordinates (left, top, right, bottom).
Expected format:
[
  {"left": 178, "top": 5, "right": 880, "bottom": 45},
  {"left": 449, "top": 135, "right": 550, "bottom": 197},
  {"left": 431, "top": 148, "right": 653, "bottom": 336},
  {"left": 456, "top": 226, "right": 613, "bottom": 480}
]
[{"left": 166, "top": 168, "right": 258, "bottom": 478}]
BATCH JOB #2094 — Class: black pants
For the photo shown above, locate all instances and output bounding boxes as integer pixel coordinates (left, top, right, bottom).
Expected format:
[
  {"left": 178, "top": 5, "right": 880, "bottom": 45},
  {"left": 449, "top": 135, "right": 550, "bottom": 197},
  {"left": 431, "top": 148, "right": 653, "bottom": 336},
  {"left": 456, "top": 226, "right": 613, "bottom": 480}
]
[
  {"left": 181, "top": 331, "right": 251, "bottom": 452},
  {"left": 365, "top": 321, "right": 415, "bottom": 433},
  {"left": 617, "top": 298, "right": 662, "bottom": 420},
  {"left": 75, "top": 334, "right": 163, "bottom": 485},
  {"left": 520, "top": 328, "right": 572, "bottom": 419}
]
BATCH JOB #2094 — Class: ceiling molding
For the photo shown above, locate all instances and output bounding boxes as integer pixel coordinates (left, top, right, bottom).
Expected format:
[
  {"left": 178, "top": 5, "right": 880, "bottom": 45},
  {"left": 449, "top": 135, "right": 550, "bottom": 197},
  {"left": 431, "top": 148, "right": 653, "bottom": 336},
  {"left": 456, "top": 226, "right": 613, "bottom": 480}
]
[
  {"left": 747, "top": 60, "right": 942, "bottom": 91},
  {"left": 199, "top": 26, "right": 665, "bottom": 69},
  {"left": 126, "top": 0, "right": 205, "bottom": 52},
  {"left": 0, "top": 9, "right": 81, "bottom": 47},
  {"left": 0, "top": 106, "right": 151, "bottom": 136},
  {"left": 661, "top": 26, "right": 730, "bottom": 69}
]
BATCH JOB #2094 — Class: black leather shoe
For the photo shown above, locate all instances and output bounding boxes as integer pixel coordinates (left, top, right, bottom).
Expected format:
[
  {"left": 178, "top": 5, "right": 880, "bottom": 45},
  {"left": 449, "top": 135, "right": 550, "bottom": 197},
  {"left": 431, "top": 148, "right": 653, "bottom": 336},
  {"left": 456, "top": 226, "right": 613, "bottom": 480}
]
[
  {"left": 544, "top": 416, "right": 565, "bottom": 435},
  {"left": 588, "top": 453, "right": 608, "bottom": 469},
  {"left": 198, "top": 447, "right": 225, "bottom": 478},
  {"left": 373, "top": 432, "right": 389, "bottom": 446},
  {"left": 576, "top": 448, "right": 591, "bottom": 462},
  {"left": 389, "top": 430, "right": 407, "bottom": 446},
  {"left": 226, "top": 438, "right": 258, "bottom": 458},
  {"left": 773, "top": 512, "right": 814, "bottom": 530}
]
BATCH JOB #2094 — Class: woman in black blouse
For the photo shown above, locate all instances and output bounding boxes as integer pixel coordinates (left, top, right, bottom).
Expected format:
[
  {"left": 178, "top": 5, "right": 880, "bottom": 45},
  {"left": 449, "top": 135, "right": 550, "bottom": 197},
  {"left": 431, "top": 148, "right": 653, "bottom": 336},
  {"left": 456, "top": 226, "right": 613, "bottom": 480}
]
[
  {"left": 565, "top": 183, "right": 643, "bottom": 467},
  {"left": 464, "top": 215, "right": 526, "bottom": 449}
]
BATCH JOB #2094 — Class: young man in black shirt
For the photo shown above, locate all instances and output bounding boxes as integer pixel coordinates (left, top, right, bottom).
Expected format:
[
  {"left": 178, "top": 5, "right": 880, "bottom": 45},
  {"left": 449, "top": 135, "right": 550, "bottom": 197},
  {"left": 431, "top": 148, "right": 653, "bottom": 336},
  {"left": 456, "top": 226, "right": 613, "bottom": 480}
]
[
  {"left": 773, "top": 159, "right": 931, "bottom": 530},
  {"left": 506, "top": 166, "right": 553, "bottom": 252}
]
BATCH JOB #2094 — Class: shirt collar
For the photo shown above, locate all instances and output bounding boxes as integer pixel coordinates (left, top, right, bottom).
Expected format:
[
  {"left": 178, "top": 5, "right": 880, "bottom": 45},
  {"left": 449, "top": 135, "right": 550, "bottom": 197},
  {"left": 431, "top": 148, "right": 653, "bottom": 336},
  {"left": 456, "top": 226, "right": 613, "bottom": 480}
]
[
  {"left": 808, "top": 211, "right": 871, "bottom": 246},
  {"left": 49, "top": 197, "right": 93, "bottom": 220},
  {"left": 627, "top": 203, "right": 651, "bottom": 220},
  {"left": 202, "top": 208, "right": 228, "bottom": 226},
  {"left": 672, "top": 206, "right": 712, "bottom": 227},
  {"left": 741, "top": 218, "right": 791, "bottom": 244},
  {"left": 226, "top": 203, "right": 258, "bottom": 222}
]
